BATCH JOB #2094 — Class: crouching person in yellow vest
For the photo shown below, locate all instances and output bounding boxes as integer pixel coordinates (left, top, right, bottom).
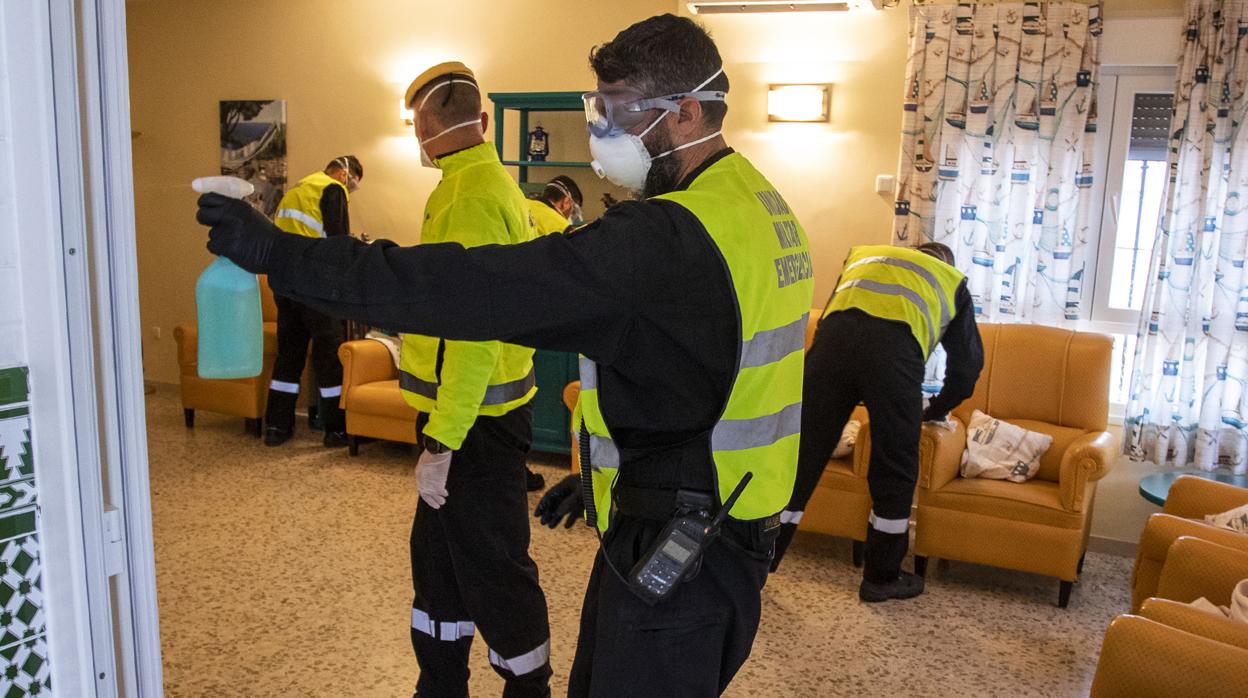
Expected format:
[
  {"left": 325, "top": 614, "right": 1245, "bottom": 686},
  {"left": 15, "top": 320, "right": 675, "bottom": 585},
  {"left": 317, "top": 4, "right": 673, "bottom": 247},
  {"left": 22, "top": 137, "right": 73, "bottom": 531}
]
[
  {"left": 526, "top": 175, "right": 583, "bottom": 235},
  {"left": 263, "top": 155, "right": 362, "bottom": 448},
  {"left": 394, "top": 62, "right": 551, "bottom": 697},
  {"left": 771, "top": 243, "right": 984, "bottom": 602}
]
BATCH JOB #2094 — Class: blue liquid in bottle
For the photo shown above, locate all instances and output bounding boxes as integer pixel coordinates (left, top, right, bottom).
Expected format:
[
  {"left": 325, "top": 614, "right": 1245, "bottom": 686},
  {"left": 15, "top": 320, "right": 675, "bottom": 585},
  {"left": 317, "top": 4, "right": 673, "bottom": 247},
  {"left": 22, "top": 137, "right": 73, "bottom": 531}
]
[{"left": 196, "top": 254, "right": 263, "bottom": 378}]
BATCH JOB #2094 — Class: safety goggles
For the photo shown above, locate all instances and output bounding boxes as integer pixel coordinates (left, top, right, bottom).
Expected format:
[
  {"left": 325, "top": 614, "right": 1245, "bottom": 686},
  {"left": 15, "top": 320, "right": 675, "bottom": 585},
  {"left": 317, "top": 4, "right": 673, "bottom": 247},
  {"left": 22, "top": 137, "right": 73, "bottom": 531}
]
[{"left": 582, "top": 87, "right": 726, "bottom": 138}]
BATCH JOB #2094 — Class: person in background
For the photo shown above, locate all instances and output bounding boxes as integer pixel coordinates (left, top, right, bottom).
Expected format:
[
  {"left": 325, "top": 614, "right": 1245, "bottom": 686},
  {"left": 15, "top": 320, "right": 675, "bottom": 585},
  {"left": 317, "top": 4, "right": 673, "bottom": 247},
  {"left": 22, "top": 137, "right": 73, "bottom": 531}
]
[
  {"left": 195, "top": 14, "right": 809, "bottom": 695},
  {"left": 770, "top": 242, "right": 984, "bottom": 603},
  {"left": 262, "top": 155, "right": 362, "bottom": 448},
  {"left": 527, "top": 174, "right": 583, "bottom": 235}
]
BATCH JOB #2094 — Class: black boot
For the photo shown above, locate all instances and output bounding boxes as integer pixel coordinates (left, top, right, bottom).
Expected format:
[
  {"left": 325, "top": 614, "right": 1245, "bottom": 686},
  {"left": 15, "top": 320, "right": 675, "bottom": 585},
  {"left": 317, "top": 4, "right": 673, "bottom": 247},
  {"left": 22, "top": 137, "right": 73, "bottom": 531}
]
[
  {"left": 859, "top": 526, "right": 924, "bottom": 602},
  {"left": 263, "top": 389, "right": 298, "bottom": 447},
  {"left": 319, "top": 395, "right": 347, "bottom": 448},
  {"left": 264, "top": 426, "right": 293, "bottom": 447}
]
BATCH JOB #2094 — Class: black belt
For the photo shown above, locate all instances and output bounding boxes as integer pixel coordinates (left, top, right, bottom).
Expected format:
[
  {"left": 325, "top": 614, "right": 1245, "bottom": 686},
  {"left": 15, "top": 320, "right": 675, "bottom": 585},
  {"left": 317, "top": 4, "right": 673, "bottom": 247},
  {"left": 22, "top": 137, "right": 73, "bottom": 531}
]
[{"left": 615, "top": 484, "right": 782, "bottom": 531}]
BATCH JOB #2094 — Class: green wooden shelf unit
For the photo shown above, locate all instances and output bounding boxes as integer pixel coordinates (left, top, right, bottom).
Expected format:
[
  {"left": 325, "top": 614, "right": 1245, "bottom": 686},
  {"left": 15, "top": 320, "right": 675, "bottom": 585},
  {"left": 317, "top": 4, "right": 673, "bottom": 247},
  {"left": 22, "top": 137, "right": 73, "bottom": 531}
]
[
  {"left": 489, "top": 91, "right": 586, "bottom": 455},
  {"left": 488, "top": 91, "right": 588, "bottom": 186}
]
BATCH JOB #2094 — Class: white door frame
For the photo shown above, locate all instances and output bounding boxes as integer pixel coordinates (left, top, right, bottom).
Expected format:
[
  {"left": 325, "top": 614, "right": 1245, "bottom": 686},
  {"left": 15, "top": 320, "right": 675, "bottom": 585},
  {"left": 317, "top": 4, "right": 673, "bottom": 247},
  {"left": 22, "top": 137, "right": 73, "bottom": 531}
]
[{"left": 8, "top": 0, "right": 163, "bottom": 694}]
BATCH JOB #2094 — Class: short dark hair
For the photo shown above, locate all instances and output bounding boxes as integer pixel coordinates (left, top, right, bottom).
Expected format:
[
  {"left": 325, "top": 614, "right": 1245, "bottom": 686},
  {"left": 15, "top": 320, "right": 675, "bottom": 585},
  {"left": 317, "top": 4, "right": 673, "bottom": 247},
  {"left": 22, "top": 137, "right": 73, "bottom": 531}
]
[
  {"left": 326, "top": 155, "right": 363, "bottom": 180},
  {"left": 413, "top": 74, "right": 482, "bottom": 130},
  {"left": 589, "top": 14, "right": 729, "bottom": 128},
  {"left": 917, "top": 241, "right": 955, "bottom": 266},
  {"left": 544, "top": 175, "right": 582, "bottom": 206}
]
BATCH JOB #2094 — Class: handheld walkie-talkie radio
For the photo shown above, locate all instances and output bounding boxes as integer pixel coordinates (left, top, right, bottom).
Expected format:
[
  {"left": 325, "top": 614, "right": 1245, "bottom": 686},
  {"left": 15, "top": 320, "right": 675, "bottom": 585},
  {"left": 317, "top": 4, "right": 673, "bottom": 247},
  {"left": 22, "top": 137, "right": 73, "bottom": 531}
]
[{"left": 627, "top": 472, "right": 754, "bottom": 606}]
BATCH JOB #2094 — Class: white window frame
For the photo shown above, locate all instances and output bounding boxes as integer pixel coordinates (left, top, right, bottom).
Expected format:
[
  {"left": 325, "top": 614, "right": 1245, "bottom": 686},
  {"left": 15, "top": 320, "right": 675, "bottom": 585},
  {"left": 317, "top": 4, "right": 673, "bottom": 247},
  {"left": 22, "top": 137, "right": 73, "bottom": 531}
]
[
  {"left": 8, "top": 0, "right": 163, "bottom": 695},
  {"left": 1087, "top": 67, "right": 1176, "bottom": 330},
  {"left": 1079, "top": 66, "right": 1176, "bottom": 420}
]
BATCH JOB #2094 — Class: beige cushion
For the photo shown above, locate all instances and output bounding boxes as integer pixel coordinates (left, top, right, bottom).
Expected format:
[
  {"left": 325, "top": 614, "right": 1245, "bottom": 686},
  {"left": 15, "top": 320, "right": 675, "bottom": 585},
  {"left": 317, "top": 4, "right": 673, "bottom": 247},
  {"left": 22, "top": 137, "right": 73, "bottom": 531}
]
[
  {"left": 961, "top": 410, "right": 1053, "bottom": 483},
  {"left": 1206, "top": 503, "right": 1248, "bottom": 534}
]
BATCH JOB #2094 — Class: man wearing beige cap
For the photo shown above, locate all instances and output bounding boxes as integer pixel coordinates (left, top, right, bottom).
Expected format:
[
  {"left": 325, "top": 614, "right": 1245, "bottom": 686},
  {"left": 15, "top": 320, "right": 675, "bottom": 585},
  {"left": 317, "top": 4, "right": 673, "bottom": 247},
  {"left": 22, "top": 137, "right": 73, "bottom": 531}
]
[{"left": 394, "top": 62, "right": 550, "bottom": 697}]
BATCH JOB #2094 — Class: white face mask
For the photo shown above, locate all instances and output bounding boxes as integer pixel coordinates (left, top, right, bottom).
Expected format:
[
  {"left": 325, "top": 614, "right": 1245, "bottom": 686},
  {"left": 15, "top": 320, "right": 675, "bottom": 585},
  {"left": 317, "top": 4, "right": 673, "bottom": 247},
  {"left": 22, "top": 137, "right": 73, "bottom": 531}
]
[
  {"left": 414, "top": 78, "right": 483, "bottom": 169},
  {"left": 588, "top": 69, "right": 725, "bottom": 193},
  {"left": 337, "top": 157, "right": 360, "bottom": 192}
]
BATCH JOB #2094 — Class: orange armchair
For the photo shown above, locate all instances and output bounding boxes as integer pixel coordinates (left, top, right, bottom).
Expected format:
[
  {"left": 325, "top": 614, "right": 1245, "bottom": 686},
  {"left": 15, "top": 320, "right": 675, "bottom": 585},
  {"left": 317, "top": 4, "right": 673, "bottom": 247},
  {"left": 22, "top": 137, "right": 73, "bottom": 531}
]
[
  {"left": 173, "top": 275, "right": 279, "bottom": 436},
  {"left": 338, "top": 339, "right": 418, "bottom": 455},
  {"left": 913, "top": 323, "right": 1117, "bottom": 607},
  {"left": 1091, "top": 537, "right": 1248, "bottom": 697},
  {"left": 1131, "top": 476, "right": 1248, "bottom": 611}
]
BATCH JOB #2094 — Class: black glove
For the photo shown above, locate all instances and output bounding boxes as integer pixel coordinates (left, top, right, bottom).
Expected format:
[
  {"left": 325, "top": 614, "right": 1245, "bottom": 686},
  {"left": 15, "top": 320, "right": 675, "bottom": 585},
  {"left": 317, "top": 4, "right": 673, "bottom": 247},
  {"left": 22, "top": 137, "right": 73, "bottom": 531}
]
[
  {"left": 534, "top": 474, "right": 583, "bottom": 529},
  {"left": 196, "top": 193, "right": 283, "bottom": 274},
  {"left": 922, "top": 407, "right": 947, "bottom": 423}
]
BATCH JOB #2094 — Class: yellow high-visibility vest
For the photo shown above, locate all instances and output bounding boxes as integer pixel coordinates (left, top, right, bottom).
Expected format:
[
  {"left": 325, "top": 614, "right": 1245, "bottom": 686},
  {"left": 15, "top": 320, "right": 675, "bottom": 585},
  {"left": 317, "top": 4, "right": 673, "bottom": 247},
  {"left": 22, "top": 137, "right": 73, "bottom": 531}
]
[
  {"left": 398, "top": 143, "right": 537, "bottom": 449},
  {"left": 824, "top": 244, "right": 964, "bottom": 360},
  {"left": 577, "top": 152, "right": 815, "bottom": 530},
  {"left": 273, "top": 171, "right": 349, "bottom": 239},
  {"left": 527, "top": 198, "right": 570, "bottom": 236}
]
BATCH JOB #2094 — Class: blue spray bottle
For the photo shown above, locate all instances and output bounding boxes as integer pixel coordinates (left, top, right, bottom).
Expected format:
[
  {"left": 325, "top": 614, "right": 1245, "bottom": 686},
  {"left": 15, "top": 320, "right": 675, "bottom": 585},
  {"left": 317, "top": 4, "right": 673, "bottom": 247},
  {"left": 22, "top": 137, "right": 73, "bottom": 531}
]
[{"left": 193, "top": 176, "right": 263, "bottom": 379}]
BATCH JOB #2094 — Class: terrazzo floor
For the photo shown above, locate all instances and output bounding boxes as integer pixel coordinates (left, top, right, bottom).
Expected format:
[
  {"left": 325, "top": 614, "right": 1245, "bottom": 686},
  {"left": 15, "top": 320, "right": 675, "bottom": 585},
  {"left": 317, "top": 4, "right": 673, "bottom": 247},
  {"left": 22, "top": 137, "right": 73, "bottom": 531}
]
[{"left": 147, "top": 387, "right": 1131, "bottom": 697}]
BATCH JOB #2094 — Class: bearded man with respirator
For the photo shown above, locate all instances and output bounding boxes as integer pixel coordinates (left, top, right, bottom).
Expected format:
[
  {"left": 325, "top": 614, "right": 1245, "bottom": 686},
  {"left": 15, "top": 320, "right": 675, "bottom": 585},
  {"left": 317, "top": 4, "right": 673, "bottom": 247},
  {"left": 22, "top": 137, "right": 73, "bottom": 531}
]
[{"left": 195, "top": 15, "right": 813, "bottom": 695}]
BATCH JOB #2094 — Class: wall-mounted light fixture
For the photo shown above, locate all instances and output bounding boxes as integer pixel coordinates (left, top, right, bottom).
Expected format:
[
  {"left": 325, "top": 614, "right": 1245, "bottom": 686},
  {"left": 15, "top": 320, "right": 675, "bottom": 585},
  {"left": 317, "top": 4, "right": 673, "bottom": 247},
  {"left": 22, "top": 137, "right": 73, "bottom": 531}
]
[
  {"left": 688, "top": 1, "right": 894, "bottom": 13},
  {"left": 400, "top": 99, "right": 414, "bottom": 125},
  {"left": 690, "top": 1, "right": 848, "bottom": 13},
  {"left": 767, "top": 84, "right": 831, "bottom": 123}
]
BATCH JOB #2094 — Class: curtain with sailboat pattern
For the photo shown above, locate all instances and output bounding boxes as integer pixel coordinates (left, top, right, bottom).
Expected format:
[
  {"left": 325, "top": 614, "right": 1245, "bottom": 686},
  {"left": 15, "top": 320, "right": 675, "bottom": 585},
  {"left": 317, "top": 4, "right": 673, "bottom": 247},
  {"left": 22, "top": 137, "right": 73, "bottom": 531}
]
[
  {"left": 892, "top": 1, "right": 1102, "bottom": 326},
  {"left": 1124, "top": 0, "right": 1248, "bottom": 474}
]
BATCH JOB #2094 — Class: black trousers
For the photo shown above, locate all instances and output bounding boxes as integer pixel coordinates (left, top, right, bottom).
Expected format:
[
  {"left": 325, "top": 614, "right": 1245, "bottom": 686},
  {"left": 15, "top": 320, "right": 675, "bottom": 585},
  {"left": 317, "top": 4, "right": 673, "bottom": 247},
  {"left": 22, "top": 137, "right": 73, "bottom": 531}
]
[
  {"left": 567, "top": 512, "right": 776, "bottom": 697},
  {"left": 775, "top": 310, "right": 925, "bottom": 580},
  {"left": 265, "top": 294, "right": 345, "bottom": 433},
  {"left": 409, "top": 404, "right": 551, "bottom": 698}
]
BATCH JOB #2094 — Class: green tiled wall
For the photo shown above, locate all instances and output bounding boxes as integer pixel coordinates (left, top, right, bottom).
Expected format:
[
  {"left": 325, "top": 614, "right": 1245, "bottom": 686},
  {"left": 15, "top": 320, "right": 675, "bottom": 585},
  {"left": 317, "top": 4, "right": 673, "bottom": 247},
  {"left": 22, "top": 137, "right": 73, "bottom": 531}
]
[{"left": 0, "top": 367, "right": 50, "bottom": 696}]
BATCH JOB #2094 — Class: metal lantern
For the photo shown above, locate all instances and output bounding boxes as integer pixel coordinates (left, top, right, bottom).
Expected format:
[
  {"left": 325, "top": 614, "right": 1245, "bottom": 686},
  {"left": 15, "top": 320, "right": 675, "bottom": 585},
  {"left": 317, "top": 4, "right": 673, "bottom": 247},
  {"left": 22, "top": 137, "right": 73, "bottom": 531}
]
[{"left": 527, "top": 124, "right": 549, "bottom": 162}]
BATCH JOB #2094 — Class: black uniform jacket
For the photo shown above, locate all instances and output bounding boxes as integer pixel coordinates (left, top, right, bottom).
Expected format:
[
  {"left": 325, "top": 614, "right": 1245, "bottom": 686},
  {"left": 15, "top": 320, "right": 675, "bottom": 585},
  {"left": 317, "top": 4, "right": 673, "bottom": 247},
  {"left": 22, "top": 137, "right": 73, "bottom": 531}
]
[
  {"left": 266, "top": 150, "right": 741, "bottom": 489},
  {"left": 923, "top": 281, "right": 983, "bottom": 421}
]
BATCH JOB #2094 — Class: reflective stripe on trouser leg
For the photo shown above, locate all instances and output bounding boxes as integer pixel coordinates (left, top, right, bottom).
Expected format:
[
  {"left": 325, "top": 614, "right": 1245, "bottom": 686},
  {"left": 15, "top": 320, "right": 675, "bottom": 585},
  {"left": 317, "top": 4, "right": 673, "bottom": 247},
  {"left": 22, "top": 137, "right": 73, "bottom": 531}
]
[
  {"left": 318, "top": 385, "right": 342, "bottom": 398},
  {"left": 411, "top": 607, "right": 475, "bottom": 641},
  {"left": 488, "top": 639, "right": 551, "bottom": 677},
  {"left": 269, "top": 380, "right": 300, "bottom": 394},
  {"left": 869, "top": 511, "right": 909, "bottom": 535}
]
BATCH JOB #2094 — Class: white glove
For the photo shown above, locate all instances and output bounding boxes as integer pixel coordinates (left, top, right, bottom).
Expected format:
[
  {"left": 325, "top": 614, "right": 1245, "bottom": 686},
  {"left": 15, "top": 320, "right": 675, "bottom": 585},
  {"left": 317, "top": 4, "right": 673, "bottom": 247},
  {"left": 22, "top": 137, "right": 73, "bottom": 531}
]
[{"left": 415, "top": 449, "right": 452, "bottom": 509}]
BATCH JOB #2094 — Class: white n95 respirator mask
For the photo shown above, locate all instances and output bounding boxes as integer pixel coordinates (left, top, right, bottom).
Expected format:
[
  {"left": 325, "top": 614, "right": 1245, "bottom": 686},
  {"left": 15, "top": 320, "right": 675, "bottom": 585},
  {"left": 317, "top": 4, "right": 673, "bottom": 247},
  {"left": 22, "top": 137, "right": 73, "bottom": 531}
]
[{"left": 584, "top": 68, "right": 726, "bottom": 193}]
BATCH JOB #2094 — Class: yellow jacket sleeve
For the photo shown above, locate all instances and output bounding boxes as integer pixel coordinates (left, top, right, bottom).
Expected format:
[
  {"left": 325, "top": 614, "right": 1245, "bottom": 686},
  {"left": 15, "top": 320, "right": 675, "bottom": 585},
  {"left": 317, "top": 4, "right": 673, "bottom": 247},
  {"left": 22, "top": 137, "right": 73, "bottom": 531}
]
[
  {"left": 420, "top": 196, "right": 516, "bottom": 449},
  {"left": 423, "top": 339, "right": 502, "bottom": 450}
]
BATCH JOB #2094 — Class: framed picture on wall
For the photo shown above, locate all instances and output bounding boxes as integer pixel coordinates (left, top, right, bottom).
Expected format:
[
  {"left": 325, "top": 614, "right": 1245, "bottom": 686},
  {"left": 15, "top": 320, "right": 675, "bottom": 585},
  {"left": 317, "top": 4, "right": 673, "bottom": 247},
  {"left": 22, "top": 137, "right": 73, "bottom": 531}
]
[{"left": 219, "top": 99, "right": 286, "bottom": 216}]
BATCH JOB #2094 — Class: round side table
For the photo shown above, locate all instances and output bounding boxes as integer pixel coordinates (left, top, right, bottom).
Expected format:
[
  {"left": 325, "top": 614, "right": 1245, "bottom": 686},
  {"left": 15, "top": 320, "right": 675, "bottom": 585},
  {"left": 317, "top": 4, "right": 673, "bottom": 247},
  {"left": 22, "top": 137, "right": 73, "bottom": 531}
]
[{"left": 1138, "top": 469, "right": 1248, "bottom": 506}]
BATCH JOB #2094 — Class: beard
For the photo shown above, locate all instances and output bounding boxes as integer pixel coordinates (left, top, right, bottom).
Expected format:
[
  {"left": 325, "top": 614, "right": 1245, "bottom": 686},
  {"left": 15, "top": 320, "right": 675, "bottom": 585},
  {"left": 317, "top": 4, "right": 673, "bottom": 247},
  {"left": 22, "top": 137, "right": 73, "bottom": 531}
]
[{"left": 641, "top": 121, "right": 684, "bottom": 199}]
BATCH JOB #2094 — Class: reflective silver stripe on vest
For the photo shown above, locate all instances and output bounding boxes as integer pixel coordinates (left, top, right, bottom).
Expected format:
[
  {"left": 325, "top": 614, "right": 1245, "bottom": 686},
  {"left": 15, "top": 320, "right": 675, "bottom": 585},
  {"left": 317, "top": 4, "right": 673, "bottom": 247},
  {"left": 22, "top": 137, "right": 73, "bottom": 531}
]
[
  {"left": 482, "top": 371, "right": 536, "bottom": 405},
  {"left": 578, "top": 356, "right": 597, "bottom": 390},
  {"left": 576, "top": 359, "right": 618, "bottom": 470},
  {"left": 488, "top": 640, "right": 551, "bottom": 677},
  {"left": 274, "top": 207, "right": 326, "bottom": 237},
  {"left": 588, "top": 434, "right": 619, "bottom": 471},
  {"left": 844, "top": 255, "right": 953, "bottom": 334},
  {"left": 711, "top": 402, "right": 802, "bottom": 452},
  {"left": 399, "top": 371, "right": 439, "bottom": 400},
  {"left": 835, "top": 278, "right": 938, "bottom": 353},
  {"left": 739, "top": 314, "right": 809, "bottom": 370},
  {"left": 411, "top": 608, "right": 475, "bottom": 641},
  {"left": 399, "top": 368, "right": 535, "bottom": 405}
]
